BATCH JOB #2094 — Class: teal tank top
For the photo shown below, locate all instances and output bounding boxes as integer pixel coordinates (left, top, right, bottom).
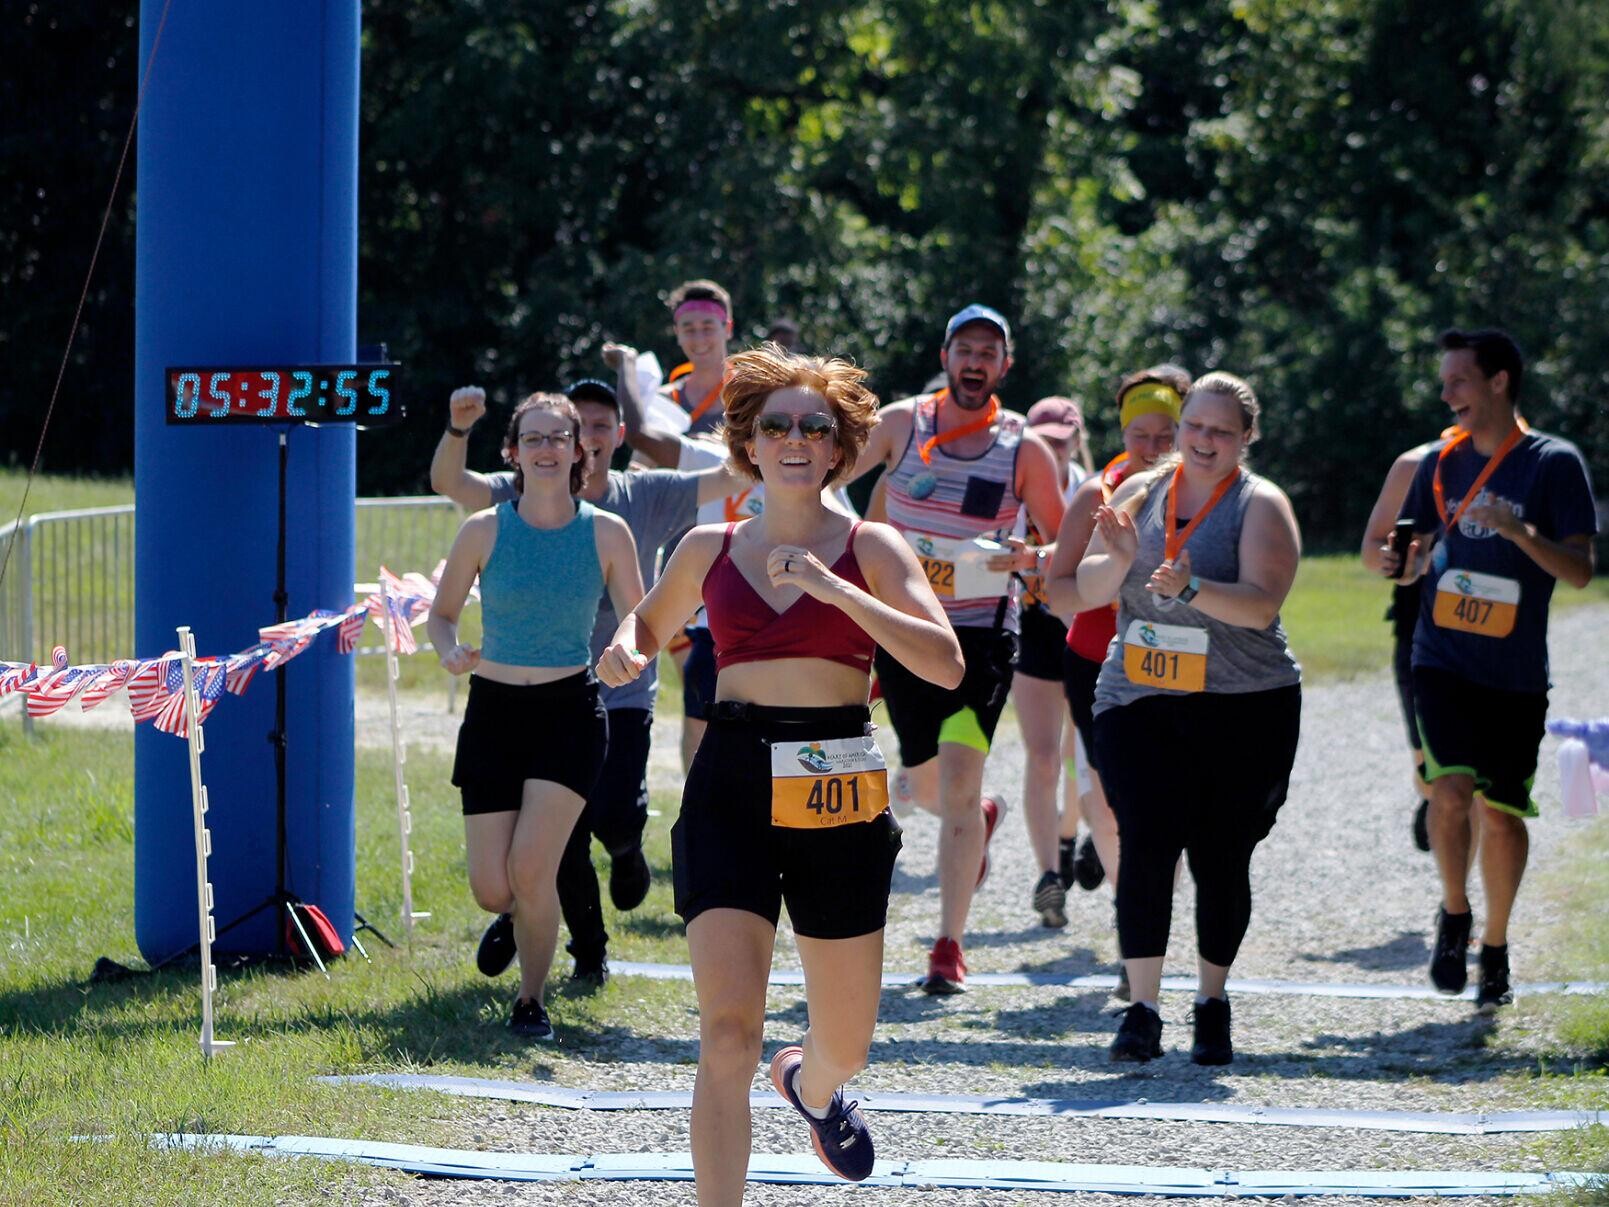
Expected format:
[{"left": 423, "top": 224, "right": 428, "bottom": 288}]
[{"left": 479, "top": 500, "right": 603, "bottom": 667}]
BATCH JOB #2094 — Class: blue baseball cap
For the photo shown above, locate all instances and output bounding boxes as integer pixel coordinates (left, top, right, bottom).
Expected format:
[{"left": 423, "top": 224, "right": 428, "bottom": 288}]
[{"left": 943, "top": 303, "right": 1013, "bottom": 354}]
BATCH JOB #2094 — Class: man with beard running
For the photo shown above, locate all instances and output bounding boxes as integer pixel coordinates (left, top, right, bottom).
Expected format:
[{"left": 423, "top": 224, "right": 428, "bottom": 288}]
[{"left": 843, "top": 304, "right": 1066, "bottom": 992}]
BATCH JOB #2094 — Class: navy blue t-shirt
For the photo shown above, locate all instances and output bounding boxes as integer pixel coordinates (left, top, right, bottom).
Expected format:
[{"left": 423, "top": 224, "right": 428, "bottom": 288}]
[{"left": 1400, "top": 429, "right": 1597, "bottom": 693}]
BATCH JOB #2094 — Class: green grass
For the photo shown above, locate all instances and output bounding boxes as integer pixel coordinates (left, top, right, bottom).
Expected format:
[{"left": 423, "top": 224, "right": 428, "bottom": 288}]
[
  {"left": 0, "top": 721, "right": 692, "bottom": 1204},
  {"left": 0, "top": 468, "right": 134, "bottom": 523},
  {"left": 1526, "top": 814, "right": 1609, "bottom": 1191}
]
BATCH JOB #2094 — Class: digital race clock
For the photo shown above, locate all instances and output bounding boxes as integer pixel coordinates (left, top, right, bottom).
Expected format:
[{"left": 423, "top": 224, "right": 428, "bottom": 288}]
[{"left": 165, "top": 365, "right": 405, "bottom": 426}]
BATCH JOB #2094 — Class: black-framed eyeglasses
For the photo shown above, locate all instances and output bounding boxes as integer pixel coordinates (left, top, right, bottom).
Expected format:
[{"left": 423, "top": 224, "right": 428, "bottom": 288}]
[
  {"left": 755, "top": 412, "right": 836, "bottom": 441},
  {"left": 519, "top": 430, "right": 575, "bottom": 447}
]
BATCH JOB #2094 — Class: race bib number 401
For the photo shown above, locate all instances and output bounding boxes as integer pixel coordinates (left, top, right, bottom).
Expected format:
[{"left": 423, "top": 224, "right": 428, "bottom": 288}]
[
  {"left": 769, "top": 736, "right": 890, "bottom": 829},
  {"left": 1432, "top": 569, "right": 1519, "bottom": 638},
  {"left": 1122, "top": 620, "right": 1209, "bottom": 692}
]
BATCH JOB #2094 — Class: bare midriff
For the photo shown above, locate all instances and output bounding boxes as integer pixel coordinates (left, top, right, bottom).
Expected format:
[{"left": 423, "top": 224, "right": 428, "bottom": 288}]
[
  {"left": 715, "top": 658, "right": 871, "bottom": 709},
  {"left": 472, "top": 659, "right": 589, "bottom": 687}
]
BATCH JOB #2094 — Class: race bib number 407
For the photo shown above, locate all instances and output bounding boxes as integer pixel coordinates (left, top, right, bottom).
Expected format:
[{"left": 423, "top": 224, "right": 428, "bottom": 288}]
[
  {"left": 1432, "top": 569, "right": 1519, "bottom": 638},
  {"left": 1122, "top": 620, "right": 1209, "bottom": 692},
  {"left": 769, "top": 736, "right": 890, "bottom": 830}
]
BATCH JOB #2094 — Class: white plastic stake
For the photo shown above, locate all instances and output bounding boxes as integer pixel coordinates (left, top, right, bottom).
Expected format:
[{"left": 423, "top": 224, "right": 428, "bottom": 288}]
[
  {"left": 382, "top": 576, "right": 429, "bottom": 939},
  {"left": 180, "top": 625, "right": 233, "bottom": 1061}
]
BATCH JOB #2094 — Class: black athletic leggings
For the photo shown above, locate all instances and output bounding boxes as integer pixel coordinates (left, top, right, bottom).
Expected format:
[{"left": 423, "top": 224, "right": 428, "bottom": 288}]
[
  {"left": 557, "top": 707, "right": 653, "bottom": 965},
  {"left": 1093, "top": 684, "right": 1301, "bottom": 968}
]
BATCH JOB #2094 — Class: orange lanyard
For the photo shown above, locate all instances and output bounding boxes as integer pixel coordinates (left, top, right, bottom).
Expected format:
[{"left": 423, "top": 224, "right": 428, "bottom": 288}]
[
  {"left": 1164, "top": 464, "right": 1240, "bottom": 561},
  {"left": 1433, "top": 424, "right": 1524, "bottom": 531},
  {"left": 1098, "top": 451, "right": 1130, "bottom": 502},
  {"left": 722, "top": 487, "right": 756, "bottom": 522},
  {"left": 680, "top": 378, "right": 723, "bottom": 424},
  {"left": 918, "top": 389, "right": 999, "bottom": 465}
]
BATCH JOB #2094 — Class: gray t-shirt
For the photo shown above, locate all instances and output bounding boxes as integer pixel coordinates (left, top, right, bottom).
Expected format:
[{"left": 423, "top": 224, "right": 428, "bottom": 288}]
[
  {"left": 1093, "top": 469, "right": 1301, "bottom": 715},
  {"left": 488, "top": 468, "right": 699, "bottom": 711}
]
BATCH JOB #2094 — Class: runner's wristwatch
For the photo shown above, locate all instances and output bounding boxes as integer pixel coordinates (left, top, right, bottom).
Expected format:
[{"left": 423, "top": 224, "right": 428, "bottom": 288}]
[{"left": 1175, "top": 576, "right": 1201, "bottom": 605}]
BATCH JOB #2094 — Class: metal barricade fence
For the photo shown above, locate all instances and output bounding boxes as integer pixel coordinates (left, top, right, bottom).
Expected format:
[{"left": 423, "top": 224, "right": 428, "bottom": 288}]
[{"left": 0, "top": 497, "right": 469, "bottom": 730}]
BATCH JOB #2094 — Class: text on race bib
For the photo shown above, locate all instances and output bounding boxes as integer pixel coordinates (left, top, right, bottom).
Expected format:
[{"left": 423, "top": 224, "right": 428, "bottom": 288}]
[
  {"left": 769, "top": 736, "right": 890, "bottom": 830},
  {"left": 903, "top": 530, "right": 1011, "bottom": 601},
  {"left": 1122, "top": 619, "right": 1209, "bottom": 693},
  {"left": 1431, "top": 569, "right": 1519, "bottom": 638}
]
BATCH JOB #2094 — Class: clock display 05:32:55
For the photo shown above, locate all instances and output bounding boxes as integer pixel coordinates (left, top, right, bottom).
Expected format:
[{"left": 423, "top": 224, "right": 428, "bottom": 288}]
[{"left": 165, "top": 366, "right": 403, "bottom": 425}]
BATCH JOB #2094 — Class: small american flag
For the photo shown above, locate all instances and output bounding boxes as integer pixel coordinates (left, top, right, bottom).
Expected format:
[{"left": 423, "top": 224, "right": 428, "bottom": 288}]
[
  {"left": 26, "top": 661, "right": 101, "bottom": 718},
  {"left": 126, "top": 654, "right": 180, "bottom": 722},
  {"left": 0, "top": 662, "right": 38, "bottom": 696},
  {"left": 336, "top": 603, "right": 368, "bottom": 654},
  {"left": 77, "top": 660, "right": 134, "bottom": 712},
  {"left": 150, "top": 658, "right": 228, "bottom": 738},
  {"left": 225, "top": 643, "right": 275, "bottom": 695},
  {"left": 258, "top": 617, "right": 321, "bottom": 670}
]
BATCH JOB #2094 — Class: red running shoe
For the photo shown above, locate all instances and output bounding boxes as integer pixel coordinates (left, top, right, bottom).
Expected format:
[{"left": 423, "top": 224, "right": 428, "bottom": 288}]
[
  {"left": 922, "top": 935, "right": 967, "bottom": 995},
  {"left": 976, "top": 794, "right": 1006, "bottom": 888}
]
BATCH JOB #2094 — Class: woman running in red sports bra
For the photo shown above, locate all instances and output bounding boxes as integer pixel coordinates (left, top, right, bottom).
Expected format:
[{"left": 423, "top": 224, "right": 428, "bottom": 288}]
[{"left": 599, "top": 346, "right": 961, "bottom": 1200}]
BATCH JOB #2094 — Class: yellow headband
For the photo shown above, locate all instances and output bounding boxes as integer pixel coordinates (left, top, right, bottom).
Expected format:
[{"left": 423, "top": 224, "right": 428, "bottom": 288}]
[{"left": 1119, "top": 382, "right": 1182, "bottom": 429}]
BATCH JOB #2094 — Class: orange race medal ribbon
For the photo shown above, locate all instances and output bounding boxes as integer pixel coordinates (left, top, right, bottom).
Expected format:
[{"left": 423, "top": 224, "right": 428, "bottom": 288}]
[
  {"left": 1164, "top": 464, "right": 1241, "bottom": 562},
  {"left": 1432, "top": 424, "right": 1524, "bottom": 532}
]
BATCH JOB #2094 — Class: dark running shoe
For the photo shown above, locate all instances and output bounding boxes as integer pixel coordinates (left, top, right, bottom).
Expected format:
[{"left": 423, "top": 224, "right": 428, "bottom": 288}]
[
  {"left": 1412, "top": 798, "right": 1431, "bottom": 852},
  {"left": 1058, "top": 835, "right": 1077, "bottom": 890},
  {"left": 1429, "top": 907, "right": 1473, "bottom": 994},
  {"left": 609, "top": 844, "right": 652, "bottom": 911},
  {"left": 507, "top": 997, "right": 554, "bottom": 1041},
  {"left": 1110, "top": 1002, "right": 1163, "bottom": 1062},
  {"left": 1475, "top": 944, "right": 1513, "bottom": 1014},
  {"left": 1072, "top": 833, "right": 1106, "bottom": 891},
  {"left": 922, "top": 936, "right": 967, "bottom": 995},
  {"left": 1190, "top": 996, "right": 1233, "bottom": 1065},
  {"left": 770, "top": 1044, "right": 876, "bottom": 1181},
  {"left": 476, "top": 912, "right": 516, "bottom": 978},
  {"left": 1033, "top": 870, "right": 1068, "bottom": 929},
  {"left": 571, "top": 954, "right": 609, "bottom": 988}
]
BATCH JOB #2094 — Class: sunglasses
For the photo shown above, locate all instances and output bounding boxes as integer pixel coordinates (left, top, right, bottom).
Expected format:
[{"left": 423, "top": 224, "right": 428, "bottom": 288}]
[{"left": 755, "top": 412, "right": 836, "bottom": 441}]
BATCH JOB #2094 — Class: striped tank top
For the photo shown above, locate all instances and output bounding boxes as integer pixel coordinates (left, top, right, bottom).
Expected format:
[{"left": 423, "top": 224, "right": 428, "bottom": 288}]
[{"left": 884, "top": 393, "right": 1026, "bottom": 631}]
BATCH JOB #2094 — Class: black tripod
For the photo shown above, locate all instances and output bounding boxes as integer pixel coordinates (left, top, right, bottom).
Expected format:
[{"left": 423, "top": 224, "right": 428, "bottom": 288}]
[{"left": 167, "top": 426, "right": 391, "bottom": 974}]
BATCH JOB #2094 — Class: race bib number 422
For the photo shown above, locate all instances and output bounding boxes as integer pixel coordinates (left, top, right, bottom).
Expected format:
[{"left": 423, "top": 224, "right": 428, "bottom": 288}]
[
  {"left": 769, "top": 736, "right": 890, "bottom": 830},
  {"left": 1432, "top": 569, "right": 1519, "bottom": 638},
  {"left": 1122, "top": 620, "right": 1209, "bottom": 692}
]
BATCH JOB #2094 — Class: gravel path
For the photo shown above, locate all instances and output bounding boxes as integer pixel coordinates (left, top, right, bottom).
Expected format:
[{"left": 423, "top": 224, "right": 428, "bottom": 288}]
[
  {"left": 334, "top": 606, "right": 1607, "bottom": 1205},
  {"left": 27, "top": 606, "right": 1609, "bottom": 1203}
]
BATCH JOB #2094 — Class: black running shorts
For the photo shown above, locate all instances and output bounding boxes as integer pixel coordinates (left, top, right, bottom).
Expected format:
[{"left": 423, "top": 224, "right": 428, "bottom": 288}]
[
  {"left": 1413, "top": 665, "right": 1546, "bottom": 819},
  {"left": 1016, "top": 605, "right": 1069, "bottom": 681},
  {"left": 873, "top": 625, "right": 1017, "bottom": 767},
  {"left": 453, "top": 673, "right": 608, "bottom": 814},
  {"left": 672, "top": 702, "right": 903, "bottom": 939},
  {"left": 681, "top": 627, "right": 718, "bottom": 722},
  {"left": 1061, "top": 646, "right": 1103, "bottom": 778}
]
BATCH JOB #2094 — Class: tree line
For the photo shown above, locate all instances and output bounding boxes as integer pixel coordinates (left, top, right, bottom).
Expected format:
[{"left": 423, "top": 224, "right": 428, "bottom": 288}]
[{"left": 5, "top": 0, "right": 1605, "bottom": 546}]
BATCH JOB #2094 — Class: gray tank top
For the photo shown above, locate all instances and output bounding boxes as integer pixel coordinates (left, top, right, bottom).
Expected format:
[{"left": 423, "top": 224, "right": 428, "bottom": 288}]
[{"left": 1093, "top": 468, "right": 1300, "bottom": 714}]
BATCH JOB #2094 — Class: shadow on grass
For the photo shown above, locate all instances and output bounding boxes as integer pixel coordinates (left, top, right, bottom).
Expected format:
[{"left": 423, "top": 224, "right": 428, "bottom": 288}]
[
  {"left": 0, "top": 954, "right": 1552, "bottom": 1096},
  {"left": 618, "top": 914, "right": 687, "bottom": 940},
  {"left": 1298, "top": 929, "right": 1429, "bottom": 972}
]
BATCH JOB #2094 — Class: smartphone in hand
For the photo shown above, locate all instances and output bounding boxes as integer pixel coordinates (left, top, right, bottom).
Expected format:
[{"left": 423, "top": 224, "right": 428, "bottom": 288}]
[{"left": 1391, "top": 519, "right": 1415, "bottom": 562}]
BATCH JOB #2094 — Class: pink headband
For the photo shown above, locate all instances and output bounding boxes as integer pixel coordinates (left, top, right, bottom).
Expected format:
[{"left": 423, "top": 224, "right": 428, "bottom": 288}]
[{"left": 674, "top": 299, "right": 728, "bottom": 322}]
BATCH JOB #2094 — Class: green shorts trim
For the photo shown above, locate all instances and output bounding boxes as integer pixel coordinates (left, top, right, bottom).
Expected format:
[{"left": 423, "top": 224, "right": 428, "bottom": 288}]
[
  {"left": 938, "top": 706, "right": 991, "bottom": 755},
  {"left": 1417, "top": 717, "right": 1539, "bottom": 820}
]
